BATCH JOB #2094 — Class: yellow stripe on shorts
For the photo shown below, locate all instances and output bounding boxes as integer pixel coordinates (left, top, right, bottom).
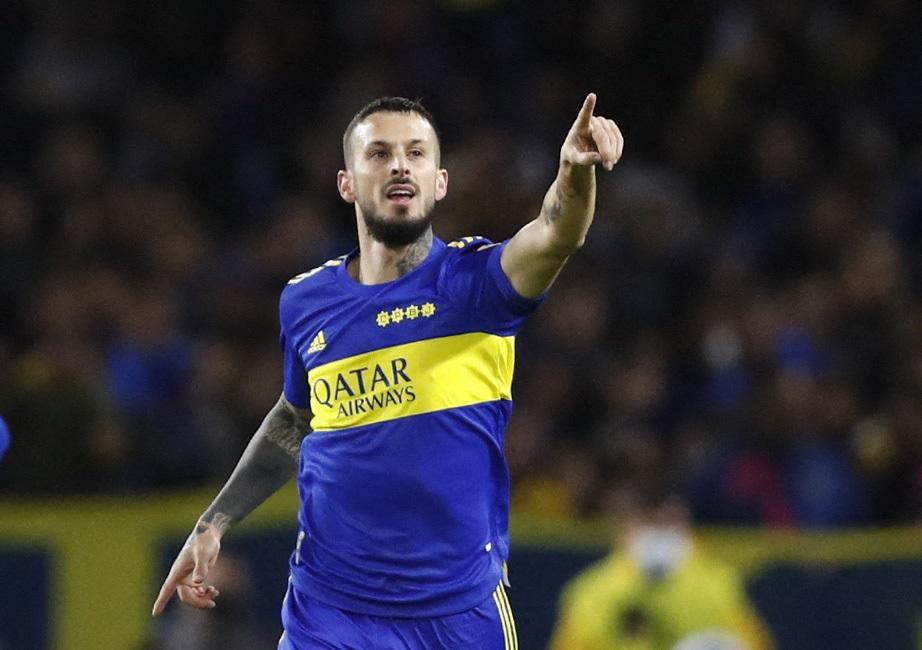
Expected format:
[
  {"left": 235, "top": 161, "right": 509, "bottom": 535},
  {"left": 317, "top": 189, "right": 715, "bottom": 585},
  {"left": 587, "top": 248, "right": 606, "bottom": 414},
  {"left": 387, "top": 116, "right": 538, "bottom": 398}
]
[
  {"left": 499, "top": 583, "right": 518, "bottom": 649},
  {"left": 493, "top": 584, "right": 518, "bottom": 650}
]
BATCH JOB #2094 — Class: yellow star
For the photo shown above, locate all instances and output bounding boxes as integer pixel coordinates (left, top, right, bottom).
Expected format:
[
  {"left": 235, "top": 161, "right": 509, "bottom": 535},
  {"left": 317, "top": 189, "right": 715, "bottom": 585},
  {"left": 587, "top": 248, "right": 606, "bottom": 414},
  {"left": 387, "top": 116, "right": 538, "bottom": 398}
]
[
  {"left": 405, "top": 305, "right": 420, "bottom": 319},
  {"left": 421, "top": 302, "right": 436, "bottom": 317},
  {"left": 376, "top": 311, "right": 390, "bottom": 327},
  {"left": 390, "top": 307, "right": 404, "bottom": 323}
]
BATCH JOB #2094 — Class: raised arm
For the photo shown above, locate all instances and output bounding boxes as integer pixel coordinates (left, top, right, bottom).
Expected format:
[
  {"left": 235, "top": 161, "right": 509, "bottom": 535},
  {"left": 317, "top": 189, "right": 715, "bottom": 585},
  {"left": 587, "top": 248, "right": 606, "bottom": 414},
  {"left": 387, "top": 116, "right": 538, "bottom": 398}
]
[
  {"left": 151, "top": 394, "right": 311, "bottom": 615},
  {"left": 501, "top": 93, "right": 623, "bottom": 298}
]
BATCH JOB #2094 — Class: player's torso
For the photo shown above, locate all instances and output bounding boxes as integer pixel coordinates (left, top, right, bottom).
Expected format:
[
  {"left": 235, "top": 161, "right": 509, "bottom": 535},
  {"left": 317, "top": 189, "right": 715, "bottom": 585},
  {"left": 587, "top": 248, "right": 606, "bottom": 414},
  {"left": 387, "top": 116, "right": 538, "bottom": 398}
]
[
  {"left": 285, "top": 245, "right": 514, "bottom": 432},
  {"left": 279, "top": 238, "right": 518, "bottom": 616}
]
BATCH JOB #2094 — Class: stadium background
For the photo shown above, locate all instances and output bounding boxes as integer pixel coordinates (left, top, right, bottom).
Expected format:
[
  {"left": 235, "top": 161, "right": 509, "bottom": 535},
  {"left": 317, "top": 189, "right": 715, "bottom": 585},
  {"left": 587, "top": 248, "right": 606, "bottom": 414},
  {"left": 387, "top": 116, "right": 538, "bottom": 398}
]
[{"left": 0, "top": 0, "right": 920, "bottom": 647}]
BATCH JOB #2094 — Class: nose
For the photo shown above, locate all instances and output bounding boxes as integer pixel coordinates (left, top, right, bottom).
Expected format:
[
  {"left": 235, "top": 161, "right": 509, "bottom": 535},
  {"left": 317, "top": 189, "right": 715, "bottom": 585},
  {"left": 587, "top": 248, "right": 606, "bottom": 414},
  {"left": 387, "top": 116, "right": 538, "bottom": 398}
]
[{"left": 389, "top": 152, "right": 410, "bottom": 177}]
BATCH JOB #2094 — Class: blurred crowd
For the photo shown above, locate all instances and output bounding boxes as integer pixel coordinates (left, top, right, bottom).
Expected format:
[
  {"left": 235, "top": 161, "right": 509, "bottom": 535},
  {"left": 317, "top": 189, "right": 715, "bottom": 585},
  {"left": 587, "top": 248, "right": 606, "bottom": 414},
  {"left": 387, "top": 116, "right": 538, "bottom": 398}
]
[{"left": 1, "top": 0, "right": 921, "bottom": 528}]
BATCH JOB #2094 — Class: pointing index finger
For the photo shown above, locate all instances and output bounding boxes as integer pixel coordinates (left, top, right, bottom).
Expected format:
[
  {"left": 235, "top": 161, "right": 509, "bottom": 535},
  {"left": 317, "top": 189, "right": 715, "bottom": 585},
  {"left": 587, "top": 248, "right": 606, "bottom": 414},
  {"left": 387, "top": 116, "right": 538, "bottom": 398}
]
[
  {"left": 574, "top": 93, "right": 597, "bottom": 130},
  {"left": 152, "top": 576, "right": 179, "bottom": 616}
]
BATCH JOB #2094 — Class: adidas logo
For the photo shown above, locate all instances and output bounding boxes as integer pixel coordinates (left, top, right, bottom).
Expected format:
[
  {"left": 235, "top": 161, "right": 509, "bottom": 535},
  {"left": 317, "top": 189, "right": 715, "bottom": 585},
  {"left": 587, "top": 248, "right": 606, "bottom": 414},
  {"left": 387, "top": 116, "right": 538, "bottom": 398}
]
[{"left": 308, "top": 330, "right": 327, "bottom": 353}]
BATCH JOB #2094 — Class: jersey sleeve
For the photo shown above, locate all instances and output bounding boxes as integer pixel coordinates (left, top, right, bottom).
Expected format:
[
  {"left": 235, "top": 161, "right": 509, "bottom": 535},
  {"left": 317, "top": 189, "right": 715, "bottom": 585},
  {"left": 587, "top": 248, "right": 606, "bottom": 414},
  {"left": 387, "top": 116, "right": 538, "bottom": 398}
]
[
  {"left": 279, "top": 297, "right": 310, "bottom": 409},
  {"left": 440, "top": 238, "right": 546, "bottom": 333}
]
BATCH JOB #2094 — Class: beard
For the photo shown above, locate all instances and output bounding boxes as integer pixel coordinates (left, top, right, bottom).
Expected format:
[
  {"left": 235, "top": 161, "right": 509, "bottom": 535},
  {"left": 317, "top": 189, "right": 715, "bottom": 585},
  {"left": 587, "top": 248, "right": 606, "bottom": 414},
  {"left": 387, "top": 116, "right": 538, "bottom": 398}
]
[{"left": 358, "top": 198, "right": 435, "bottom": 247}]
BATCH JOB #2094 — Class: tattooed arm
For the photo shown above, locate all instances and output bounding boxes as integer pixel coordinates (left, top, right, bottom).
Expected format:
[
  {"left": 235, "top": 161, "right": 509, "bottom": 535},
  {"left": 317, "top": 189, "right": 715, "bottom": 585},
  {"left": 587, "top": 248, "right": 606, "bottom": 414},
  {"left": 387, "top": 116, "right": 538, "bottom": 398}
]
[
  {"left": 151, "top": 394, "right": 311, "bottom": 615},
  {"left": 501, "top": 93, "right": 623, "bottom": 298}
]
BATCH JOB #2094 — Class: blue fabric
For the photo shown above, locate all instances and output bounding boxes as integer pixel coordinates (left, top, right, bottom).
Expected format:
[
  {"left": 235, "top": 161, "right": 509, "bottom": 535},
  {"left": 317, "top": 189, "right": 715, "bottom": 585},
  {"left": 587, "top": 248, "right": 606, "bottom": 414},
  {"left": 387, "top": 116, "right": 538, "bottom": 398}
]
[
  {"left": 787, "top": 441, "right": 864, "bottom": 527},
  {"left": 290, "top": 403, "right": 512, "bottom": 617},
  {"left": 0, "top": 415, "right": 9, "bottom": 462},
  {"left": 278, "top": 237, "right": 543, "bottom": 617},
  {"left": 278, "top": 581, "right": 508, "bottom": 650}
]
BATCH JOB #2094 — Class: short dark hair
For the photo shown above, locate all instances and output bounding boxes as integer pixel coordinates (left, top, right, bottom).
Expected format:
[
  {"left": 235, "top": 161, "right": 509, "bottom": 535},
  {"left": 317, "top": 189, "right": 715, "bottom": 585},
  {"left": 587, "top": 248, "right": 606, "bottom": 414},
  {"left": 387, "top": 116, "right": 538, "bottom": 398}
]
[{"left": 342, "top": 97, "right": 441, "bottom": 167}]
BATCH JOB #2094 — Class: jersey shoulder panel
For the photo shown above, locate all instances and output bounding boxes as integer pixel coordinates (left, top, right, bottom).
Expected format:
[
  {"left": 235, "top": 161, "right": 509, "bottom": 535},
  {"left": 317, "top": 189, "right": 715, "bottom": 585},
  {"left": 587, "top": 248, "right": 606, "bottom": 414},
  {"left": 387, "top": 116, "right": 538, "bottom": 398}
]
[
  {"left": 286, "top": 254, "right": 349, "bottom": 288},
  {"left": 282, "top": 255, "right": 347, "bottom": 297},
  {"left": 445, "top": 235, "right": 499, "bottom": 255},
  {"left": 280, "top": 254, "right": 348, "bottom": 320}
]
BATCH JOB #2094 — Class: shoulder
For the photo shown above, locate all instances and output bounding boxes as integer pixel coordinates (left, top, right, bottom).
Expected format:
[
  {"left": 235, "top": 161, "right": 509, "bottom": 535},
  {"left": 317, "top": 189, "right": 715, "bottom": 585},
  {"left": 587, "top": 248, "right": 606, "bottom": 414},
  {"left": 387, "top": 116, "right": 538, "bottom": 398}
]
[
  {"left": 445, "top": 235, "right": 501, "bottom": 255},
  {"left": 440, "top": 236, "right": 503, "bottom": 274},
  {"left": 280, "top": 254, "right": 348, "bottom": 308},
  {"left": 685, "top": 550, "right": 741, "bottom": 590},
  {"left": 560, "top": 554, "right": 625, "bottom": 605},
  {"left": 285, "top": 254, "right": 349, "bottom": 288}
]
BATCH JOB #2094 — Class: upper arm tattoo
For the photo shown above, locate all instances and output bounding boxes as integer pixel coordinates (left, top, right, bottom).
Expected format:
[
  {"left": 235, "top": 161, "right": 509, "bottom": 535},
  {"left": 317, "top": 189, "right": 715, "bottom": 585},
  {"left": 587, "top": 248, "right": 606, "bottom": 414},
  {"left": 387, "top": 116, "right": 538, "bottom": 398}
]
[{"left": 263, "top": 396, "right": 312, "bottom": 459}]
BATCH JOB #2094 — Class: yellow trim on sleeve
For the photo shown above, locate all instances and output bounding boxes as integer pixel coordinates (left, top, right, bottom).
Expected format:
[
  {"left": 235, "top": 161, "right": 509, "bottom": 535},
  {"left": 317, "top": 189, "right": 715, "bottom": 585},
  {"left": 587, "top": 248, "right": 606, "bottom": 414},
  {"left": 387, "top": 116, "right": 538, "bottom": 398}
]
[{"left": 307, "top": 332, "right": 515, "bottom": 430}]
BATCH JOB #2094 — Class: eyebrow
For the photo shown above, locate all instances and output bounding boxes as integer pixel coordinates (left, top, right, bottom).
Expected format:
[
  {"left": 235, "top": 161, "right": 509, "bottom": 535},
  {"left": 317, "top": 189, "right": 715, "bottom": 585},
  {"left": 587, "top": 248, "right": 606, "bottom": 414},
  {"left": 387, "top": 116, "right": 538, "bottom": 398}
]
[{"left": 365, "top": 139, "right": 427, "bottom": 149}]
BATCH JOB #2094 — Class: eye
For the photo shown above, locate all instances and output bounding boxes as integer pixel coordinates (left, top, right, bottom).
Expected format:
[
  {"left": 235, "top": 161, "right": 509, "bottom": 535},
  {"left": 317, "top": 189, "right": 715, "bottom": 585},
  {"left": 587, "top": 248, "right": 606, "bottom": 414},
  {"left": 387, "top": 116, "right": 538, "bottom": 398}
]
[
  {"left": 409, "top": 149, "right": 424, "bottom": 158},
  {"left": 371, "top": 150, "right": 388, "bottom": 160}
]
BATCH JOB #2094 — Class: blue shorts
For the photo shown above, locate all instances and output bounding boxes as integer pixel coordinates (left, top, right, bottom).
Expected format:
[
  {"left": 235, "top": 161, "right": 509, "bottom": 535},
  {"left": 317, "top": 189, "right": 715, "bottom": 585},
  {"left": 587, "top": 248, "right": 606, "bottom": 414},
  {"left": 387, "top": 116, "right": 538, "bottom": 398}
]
[{"left": 278, "top": 581, "right": 518, "bottom": 650}]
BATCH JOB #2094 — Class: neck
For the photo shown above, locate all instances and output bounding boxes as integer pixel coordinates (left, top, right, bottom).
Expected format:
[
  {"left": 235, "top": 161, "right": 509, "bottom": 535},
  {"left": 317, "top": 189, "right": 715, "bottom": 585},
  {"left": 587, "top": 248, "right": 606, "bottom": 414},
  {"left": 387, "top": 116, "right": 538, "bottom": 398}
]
[{"left": 350, "top": 227, "right": 433, "bottom": 285}]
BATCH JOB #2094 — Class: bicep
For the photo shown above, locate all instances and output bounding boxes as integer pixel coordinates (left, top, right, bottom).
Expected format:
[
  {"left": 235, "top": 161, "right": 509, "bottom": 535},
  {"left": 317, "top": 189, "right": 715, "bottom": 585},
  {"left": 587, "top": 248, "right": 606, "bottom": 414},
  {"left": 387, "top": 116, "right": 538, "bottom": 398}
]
[{"left": 501, "top": 219, "right": 571, "bottom": 299}]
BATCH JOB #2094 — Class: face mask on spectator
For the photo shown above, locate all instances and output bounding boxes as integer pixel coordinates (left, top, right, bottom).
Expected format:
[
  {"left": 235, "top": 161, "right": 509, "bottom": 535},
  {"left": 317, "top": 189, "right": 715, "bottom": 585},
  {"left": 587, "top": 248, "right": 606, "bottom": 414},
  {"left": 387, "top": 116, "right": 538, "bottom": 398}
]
[{"left": 628, "top": 525, "right": 691, "bottom": 580}]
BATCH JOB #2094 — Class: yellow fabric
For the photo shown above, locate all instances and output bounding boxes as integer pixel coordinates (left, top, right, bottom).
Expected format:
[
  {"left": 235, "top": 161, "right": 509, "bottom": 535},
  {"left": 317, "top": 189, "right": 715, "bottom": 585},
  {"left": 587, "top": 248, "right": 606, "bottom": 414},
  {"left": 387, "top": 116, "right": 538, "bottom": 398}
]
[
  {"left": 307, "top": 332, "right": 514, "bottom": 430},
  {"left": 549, "top": 545, "right": 774, "bottom": 650},
  {"left": 492, "top": 584, "right": 519, "bottom": 650},
  {"left": 511, "top": 476, "right": 575, "bottom": 518}
]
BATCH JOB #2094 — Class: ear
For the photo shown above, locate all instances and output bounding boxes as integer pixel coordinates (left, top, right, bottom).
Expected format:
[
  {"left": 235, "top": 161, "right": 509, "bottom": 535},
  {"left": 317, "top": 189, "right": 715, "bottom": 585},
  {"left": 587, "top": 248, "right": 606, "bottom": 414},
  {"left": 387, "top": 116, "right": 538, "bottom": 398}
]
[
  {"left": 337, "top": 170, "right": 355, "bottom": 204},
  {"left": 435, "top": 168, "right": 448, "bottom": 202}
]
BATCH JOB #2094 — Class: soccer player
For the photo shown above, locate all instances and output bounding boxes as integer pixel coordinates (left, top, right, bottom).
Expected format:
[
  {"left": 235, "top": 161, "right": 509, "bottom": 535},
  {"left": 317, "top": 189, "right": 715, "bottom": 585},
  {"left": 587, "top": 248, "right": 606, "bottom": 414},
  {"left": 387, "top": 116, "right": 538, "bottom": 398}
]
[{"left": 152, "top": 93, "right": 623, "bottom": 648}]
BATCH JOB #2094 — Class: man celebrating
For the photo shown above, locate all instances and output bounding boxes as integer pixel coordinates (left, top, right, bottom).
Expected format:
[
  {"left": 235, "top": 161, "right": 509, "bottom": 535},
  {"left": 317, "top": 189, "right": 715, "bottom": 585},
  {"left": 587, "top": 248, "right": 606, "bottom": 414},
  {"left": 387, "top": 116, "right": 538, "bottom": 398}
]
[{"left": 153, "top": 93, "right": 623, "bottom": 649}]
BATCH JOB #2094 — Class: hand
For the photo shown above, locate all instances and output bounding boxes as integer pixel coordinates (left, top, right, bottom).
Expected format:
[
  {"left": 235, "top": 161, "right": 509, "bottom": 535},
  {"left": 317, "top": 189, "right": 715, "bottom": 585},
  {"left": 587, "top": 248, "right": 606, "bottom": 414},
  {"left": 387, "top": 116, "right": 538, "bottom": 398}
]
[
  {"left": 151, "top": 528, "right": 222, "bottom": 616},
  {"left": 560, "top": 93, "right": 624, "bottom": 171}
]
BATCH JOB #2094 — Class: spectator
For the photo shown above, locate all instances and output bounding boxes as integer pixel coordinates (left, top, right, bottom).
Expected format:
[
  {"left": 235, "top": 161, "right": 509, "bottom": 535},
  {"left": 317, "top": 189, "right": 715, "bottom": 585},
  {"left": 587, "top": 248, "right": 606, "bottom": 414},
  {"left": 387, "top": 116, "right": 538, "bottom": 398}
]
[
  {"left": 0, "top": 415, "right": 9, "bottom": 462},
  {"left": 549, "top": 482, "right": 774, "bottom": 650}
]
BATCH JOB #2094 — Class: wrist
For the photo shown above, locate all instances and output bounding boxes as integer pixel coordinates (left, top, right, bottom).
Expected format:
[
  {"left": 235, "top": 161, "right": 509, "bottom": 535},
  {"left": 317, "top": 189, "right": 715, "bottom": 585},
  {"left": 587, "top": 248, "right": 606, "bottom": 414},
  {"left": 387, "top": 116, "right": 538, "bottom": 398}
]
[
  {"left": 192, "top": 513, "right": 233, "bottom": 541},
  {"left": 556, "top": 161, "right": 594, "bottom": 195}
]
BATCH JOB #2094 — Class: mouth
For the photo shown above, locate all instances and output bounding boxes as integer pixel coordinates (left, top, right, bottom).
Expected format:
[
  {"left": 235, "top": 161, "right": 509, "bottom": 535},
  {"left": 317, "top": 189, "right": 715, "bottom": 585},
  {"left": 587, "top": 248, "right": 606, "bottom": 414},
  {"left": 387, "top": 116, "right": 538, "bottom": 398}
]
[{"left": 385, "top": 183, "right": 416, "bottom": 207}]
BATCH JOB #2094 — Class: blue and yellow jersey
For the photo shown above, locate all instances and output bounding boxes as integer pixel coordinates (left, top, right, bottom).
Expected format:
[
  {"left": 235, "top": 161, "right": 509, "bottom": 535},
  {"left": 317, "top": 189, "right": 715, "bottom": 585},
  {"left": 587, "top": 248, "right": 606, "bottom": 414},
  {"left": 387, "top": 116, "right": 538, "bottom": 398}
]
[{"left": 279, "top": 236, "right": 543, "bottom": 617}]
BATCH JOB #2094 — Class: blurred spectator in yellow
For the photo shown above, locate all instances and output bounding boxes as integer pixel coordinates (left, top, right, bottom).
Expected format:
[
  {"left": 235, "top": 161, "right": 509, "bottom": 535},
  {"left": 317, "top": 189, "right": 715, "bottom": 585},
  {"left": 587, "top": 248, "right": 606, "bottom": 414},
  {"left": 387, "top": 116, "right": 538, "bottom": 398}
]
[{"left": 549, "top": 481, "right": 773, "bottom": 650}]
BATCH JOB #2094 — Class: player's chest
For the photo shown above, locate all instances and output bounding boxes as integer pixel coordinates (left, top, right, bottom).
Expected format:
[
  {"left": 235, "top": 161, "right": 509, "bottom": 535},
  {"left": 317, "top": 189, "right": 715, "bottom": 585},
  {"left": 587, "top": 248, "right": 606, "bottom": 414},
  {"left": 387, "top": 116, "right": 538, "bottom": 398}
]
[
  {"left": 296, "top": 291, "right": 512, "bottom": 430},
  {"left": 295, "top": 291, "right": 464, "bottom": 372}
]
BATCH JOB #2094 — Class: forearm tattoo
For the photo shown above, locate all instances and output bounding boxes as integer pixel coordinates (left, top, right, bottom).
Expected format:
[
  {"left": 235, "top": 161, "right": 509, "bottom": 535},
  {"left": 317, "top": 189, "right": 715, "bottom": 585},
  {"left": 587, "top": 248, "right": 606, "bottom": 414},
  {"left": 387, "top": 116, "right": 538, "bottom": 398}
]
[
  {"left": 193, "top": 512, "right": 233, "bottom": 538},
  {"left": 541, "top": 185, "right": 563, "bottom": 225},
  {"left": 190, "top": 396, "right": 311, "bottom": 537}
]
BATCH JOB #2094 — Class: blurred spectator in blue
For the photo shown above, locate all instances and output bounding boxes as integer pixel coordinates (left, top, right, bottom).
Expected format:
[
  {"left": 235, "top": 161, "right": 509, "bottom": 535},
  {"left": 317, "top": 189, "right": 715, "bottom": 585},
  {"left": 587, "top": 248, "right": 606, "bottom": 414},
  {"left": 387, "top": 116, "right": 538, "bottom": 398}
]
[{"left": 0, "top": 415, "right": 9, "bottom": 462}]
